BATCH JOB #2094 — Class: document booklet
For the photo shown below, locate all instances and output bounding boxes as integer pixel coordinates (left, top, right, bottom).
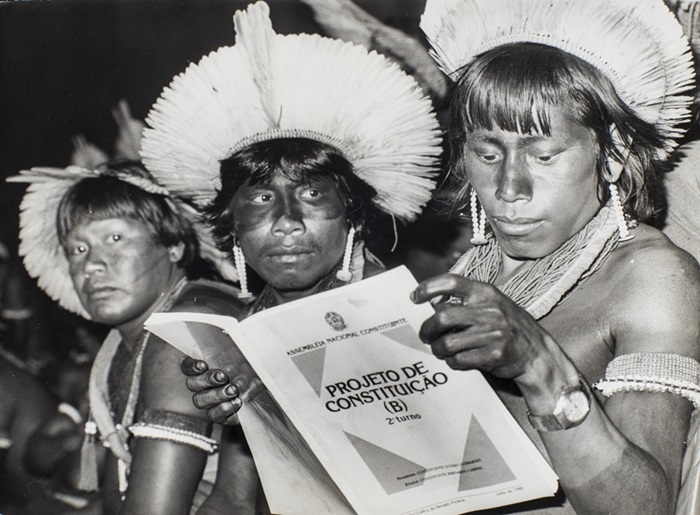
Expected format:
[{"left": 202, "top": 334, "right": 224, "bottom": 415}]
[{"left": 146, "top": 265, "right": 558, "bottom": 515}]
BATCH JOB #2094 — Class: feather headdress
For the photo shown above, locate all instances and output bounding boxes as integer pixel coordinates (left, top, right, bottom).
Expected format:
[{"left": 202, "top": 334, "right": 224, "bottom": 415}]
[
  {"left": 420, "top": 0, "right": 696, "bottom": 156},
  {"left": 140, "top": 1, "right": 442, "bottom": 222},
  {"left": 8, "top": 106, "right": 238, "bottom": 319}
]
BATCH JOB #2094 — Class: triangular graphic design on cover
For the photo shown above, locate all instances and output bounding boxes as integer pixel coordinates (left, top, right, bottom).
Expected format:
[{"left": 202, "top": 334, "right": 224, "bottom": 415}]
[
  {"left": 345, "top": 431, "right": 425, "bottom": 495},
  {"left": 381, "top": 324, "right": 430, "bottom": 354},
  {"left": 458, "top": 415, "right": 516, "bottom": 491},
  {"left": 290, "top": 346, "right": 327, "bottom": 397}
]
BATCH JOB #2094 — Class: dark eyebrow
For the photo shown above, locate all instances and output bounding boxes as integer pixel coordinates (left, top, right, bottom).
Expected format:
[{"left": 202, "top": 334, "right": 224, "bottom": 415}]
[
  {"left": 470, "top": 133, "right": 549, "bottom": 147},
  {"left": 517, "top": 135, "right": 552, "bottom": 149},
  {"left": 242, "top": 181, "right": 271, "bottom": 190}
]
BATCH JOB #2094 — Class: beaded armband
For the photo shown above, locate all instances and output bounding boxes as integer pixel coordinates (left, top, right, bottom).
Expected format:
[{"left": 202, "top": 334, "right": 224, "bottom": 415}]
[
  {"left": 129, "top": 423, "right": 219, "bottom": 454},
  {"left": 594, "top": 353, "right": 700, "bottom": 408}
]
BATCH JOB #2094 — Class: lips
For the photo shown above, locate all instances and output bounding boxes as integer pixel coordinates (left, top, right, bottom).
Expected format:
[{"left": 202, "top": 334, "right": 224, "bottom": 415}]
[
  {"left": 265, "top": 246, "right": 315, "bottom": 263},
  {"left": 84, "top": 284, "right": 119, "bottom": 300},
  {"left": 491, "top": 216, "right": 544, "bottom": 236}
]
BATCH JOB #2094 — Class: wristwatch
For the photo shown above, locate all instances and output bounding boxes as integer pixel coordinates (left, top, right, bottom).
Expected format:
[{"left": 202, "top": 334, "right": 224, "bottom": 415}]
[{"left": 527, "top": 376, "right": 592, "bottom": 432}]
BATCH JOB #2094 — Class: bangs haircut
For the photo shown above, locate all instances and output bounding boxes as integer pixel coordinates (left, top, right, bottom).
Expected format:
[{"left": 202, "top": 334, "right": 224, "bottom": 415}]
[
  {"left": 208, "top": 138, "right": 378, "bottom": 253},
  {"left": 56, "top": 161, "right": 199, "bottom": 269},
  {"left": 448, "top": 43, "right": 668, "bottom": 221}
]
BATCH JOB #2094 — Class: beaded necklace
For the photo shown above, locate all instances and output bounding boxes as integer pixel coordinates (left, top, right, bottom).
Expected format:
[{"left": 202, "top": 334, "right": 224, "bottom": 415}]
[{"left": 450, "top": 205, "right": 620, "bottom": 320}]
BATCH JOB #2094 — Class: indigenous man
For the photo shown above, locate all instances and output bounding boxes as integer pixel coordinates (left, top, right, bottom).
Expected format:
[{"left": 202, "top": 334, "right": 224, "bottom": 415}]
[
  {"left": 412, "top": 0, "right": 700, "bottom": 513},
  {"left": 138, "top": 1, "right": 442, "bottom": 511},
  {"left": 9, "top": 160, "right": 242, "bottom": 514}
]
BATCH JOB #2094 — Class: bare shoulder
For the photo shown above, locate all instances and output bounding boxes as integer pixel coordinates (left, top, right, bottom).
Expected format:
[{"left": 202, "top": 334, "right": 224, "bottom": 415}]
[
  {"left": 170, "top": 279, "right": 245, "bottom": 317},
  {"left": 608, "top": 223, "right": 699, "bottom": 291},
  {"left": 138, "top": 333, "right": 205, "bottom": 416},
  {"left": 137, "top": 279, "right": 246, "bottom": 410},
  {"left": 603, "top": 223, "right": 700, "bottom": 357},
  {"left": 137, "top": 280, "right": 242, "bottom": 414}
]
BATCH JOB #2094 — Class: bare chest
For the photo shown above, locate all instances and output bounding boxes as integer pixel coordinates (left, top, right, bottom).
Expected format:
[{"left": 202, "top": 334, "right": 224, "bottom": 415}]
[{"left": 537, "top": 272, "right": 618, "bottom": 383}]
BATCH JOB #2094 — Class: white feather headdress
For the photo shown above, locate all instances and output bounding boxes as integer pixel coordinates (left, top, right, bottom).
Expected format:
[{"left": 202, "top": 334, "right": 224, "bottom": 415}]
[
  {"left": 420, "top": 0, "right": 696, "bottom": 156},
  {"left": 140, "top": 1, "right": 442, "bottom": 222},
  {"left": 8, "top": 111, "right": 238, "bottom": 319}
]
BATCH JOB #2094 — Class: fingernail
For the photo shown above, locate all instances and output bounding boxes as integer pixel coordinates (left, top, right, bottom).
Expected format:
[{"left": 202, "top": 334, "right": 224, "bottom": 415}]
[
  {"left": 214, "top": 370, "right": 227, "bottom": 383},
  {"left": 409, "top": 290, "right": 417, "bottom": 302},
  {"left": 225, "top": 384, "right": 238, "bottom": 396},
  {"left": 195, "top": 361, "right": 207, "bottom": 372}
]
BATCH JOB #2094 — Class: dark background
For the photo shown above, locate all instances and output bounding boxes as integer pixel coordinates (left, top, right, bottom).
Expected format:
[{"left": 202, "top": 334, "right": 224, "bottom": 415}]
[{"left": 0, "top": 0, "right": 428, "bottom": 251}]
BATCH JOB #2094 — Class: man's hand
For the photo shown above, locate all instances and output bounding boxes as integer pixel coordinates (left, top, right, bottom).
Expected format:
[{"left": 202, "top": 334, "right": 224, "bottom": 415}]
[
  {"left": 181, "top": 357, "right": 244, "bottom": 425},
  {"left": 411, "top": 273, "right": 550, "bottom": 382}
]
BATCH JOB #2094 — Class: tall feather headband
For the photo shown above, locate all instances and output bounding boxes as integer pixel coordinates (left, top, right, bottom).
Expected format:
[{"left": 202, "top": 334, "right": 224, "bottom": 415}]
[
  {"left": 420, "top": 0, "right": 696, "bottom": 156},
  {"left": 8, "top": 165, "right": 238, "bottom": 319},
  {"left": 140, "top": 1, "right": 442, "bottom": 222}
]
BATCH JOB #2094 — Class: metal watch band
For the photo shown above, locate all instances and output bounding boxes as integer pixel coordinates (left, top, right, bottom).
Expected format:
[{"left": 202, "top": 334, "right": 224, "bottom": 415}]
[{"left": 527, "top": 376, "right": 592, "bottom": 432}]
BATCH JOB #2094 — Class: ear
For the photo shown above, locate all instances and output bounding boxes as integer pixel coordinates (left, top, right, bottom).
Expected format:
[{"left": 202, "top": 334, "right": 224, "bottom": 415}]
[
  {"left": 605, "top": 125, "right": 630, "bottom": 183},
  {"left": 167, "top": 242, "right": 185, "bottom": 263},
  {"left": 606, "top": 155, "right": 625, "bottom": 183}
]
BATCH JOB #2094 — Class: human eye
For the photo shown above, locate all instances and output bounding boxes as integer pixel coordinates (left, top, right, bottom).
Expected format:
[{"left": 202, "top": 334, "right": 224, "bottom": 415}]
[
  {"left": 529, "top": 143, "right": 563, "bottom": 165},
  {"left": 473, "top": 149, "right": 502, "bottom": 164},
  {"left": 532, "top": 153, "right": 560, "bottom": 165},
  {"left": 66, "top": 243, "right": 87, "bottom": 258},
  {"left": 478, "top": 153, "right": 501, "bottom": 164},
  {"left": 300, "top": 188, "right": 321, "bottom": 200},
  {"left": 470, "top": 144, "right": 502, "bottom": 164},
  {"left": 250, "top": 192, "right": 272, "bottom": 204},
  {"left": 105, "top": 233, "right": 123, "bottom": 245}
]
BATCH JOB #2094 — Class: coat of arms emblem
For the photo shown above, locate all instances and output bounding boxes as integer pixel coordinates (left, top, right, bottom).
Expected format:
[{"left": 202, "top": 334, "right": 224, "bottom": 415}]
[{"left": 325, "top": 311, "right": 347, "bottom": 331}]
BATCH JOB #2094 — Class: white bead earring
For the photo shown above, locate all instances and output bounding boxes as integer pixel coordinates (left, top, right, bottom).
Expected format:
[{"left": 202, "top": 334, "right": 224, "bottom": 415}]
[
  {"left": 336, "top": 226, "right": 356, "bottom": 282},
  {"left": 470, "top": 188, "right": 488, "bottom": 245},
  {"left": 232, "top": 239, "right": 253, "bottom": 299},
  {"left": 609, "top": 182, "right": 634, "bottom": 241}
]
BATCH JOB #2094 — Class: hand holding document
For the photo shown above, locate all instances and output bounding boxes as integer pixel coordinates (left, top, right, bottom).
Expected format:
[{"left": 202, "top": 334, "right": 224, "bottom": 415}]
[{"left": 146, "top": 266, "right": 558, "bottom": 515}]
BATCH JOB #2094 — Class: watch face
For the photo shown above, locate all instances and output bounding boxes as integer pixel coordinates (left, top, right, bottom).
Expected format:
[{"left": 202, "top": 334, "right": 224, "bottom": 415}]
[{"left": 563, "top": 390, "right": 590, "bottom": 422}]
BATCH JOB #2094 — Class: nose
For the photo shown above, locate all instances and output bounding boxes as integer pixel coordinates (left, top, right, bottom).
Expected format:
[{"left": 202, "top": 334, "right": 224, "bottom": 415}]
[
  {"left": 496, "top": 153, "right": 532, "bottom": 203},
  {"left": 271, "top": 196, "right": 305, "bottom": 236},
  {"left": 82, "top": 249, "right": 107, "bottom": 278}
]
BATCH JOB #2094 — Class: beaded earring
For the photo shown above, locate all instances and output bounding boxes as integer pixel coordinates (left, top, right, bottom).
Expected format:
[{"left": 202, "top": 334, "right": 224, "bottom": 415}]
[
  {"left": 336, "top": 226, "right": 356, "bottom": 282},
  {"left": 232, "top": 239, "right": 253, "bottom": 299},
  {"left": 470, "top": 188, "right": 488, "bottom": 245},
  {"left": 609, "top": 182, "right": 634, "bottom": 241}
]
